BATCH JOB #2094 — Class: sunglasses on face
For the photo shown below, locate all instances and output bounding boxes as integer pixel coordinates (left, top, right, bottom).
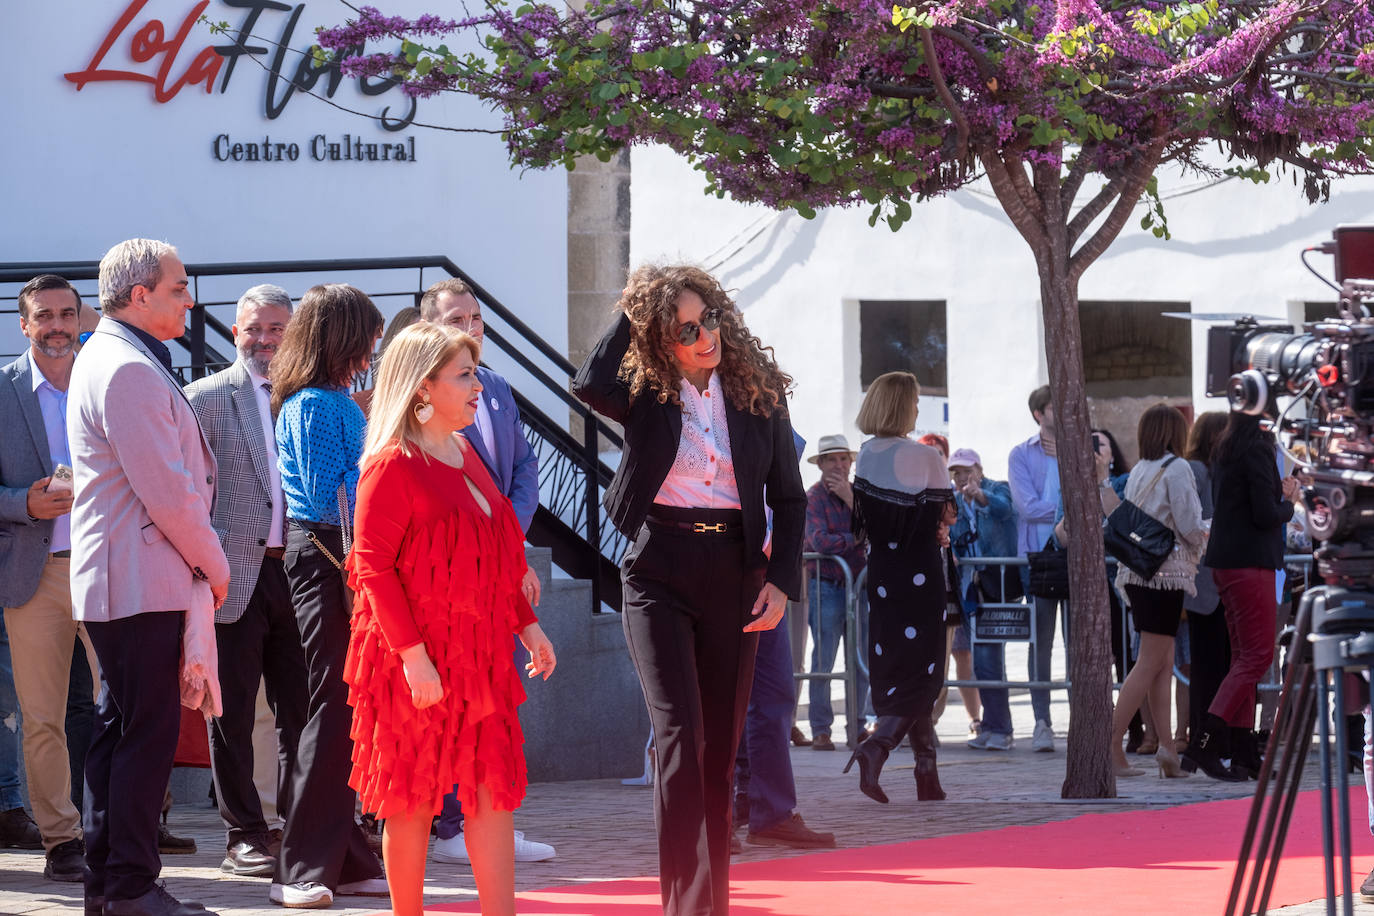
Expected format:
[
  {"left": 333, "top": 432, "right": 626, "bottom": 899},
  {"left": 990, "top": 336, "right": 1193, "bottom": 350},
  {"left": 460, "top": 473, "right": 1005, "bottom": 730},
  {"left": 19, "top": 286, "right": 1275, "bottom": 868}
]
[{"left": 677, "top": 307, "right": 724, "bottom": 346}]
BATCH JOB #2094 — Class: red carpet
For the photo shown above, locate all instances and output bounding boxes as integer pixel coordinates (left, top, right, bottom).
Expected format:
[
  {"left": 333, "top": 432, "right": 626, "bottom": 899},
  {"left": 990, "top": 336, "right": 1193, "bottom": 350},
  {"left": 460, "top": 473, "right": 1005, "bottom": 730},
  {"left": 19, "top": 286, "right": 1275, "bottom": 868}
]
[{"left": 407, "top": 790, "right": 1373, "bottom": 915}]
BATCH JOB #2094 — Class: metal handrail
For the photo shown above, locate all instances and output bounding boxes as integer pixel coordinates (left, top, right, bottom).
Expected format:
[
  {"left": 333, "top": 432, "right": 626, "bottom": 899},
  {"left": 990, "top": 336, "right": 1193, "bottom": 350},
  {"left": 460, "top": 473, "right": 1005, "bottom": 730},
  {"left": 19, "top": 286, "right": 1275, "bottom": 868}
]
[{"left": 1, "top": 255, "right": 627, "bottom": 610}]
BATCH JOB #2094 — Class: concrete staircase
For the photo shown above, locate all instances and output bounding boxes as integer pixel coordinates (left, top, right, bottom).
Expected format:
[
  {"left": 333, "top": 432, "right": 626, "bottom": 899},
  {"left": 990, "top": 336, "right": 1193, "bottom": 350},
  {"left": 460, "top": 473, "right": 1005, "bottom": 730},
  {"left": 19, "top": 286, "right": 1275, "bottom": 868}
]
[{"left": 518, "top": 546, "right": 650, "bottom": 782}]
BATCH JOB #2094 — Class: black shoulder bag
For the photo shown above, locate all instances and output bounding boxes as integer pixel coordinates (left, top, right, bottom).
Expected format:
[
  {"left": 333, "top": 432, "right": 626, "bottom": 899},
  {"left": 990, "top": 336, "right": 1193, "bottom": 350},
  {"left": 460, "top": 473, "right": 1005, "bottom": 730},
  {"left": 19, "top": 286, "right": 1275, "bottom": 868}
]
[{"left": 1103, "top": 456, "right": 1178, "bottom": 580}]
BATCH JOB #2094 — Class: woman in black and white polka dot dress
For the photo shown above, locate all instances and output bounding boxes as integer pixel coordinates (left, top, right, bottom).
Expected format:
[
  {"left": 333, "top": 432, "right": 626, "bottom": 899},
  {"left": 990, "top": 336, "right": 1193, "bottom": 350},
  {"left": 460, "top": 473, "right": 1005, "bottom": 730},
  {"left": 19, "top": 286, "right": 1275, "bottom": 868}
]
[{"left": 843, "top": 371, "right": 954, "bottom": 804}]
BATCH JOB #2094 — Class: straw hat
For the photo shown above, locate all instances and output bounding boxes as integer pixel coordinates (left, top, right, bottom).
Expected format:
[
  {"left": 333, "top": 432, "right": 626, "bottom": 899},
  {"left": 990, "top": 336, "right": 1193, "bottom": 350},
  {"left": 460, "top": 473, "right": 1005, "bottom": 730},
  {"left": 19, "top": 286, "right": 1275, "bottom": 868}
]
[{"left": 807, "top": 434, "right": 857, "bottom": 465}]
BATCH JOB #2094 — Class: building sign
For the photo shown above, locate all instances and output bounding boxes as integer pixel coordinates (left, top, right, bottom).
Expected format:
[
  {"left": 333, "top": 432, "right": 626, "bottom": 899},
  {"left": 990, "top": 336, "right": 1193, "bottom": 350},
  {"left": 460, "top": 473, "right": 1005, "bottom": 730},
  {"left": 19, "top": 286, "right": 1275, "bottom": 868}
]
[{"left": 65, "top": 0, "right": 419, "bottom": 164}]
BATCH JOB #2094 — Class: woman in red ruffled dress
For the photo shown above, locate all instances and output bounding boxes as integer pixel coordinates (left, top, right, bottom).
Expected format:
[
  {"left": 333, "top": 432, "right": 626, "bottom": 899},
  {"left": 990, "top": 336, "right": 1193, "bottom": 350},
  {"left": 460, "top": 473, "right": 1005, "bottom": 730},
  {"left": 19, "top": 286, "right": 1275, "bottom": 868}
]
[{"left": 343, "top": 322, "right": 556, "bottom": 916}]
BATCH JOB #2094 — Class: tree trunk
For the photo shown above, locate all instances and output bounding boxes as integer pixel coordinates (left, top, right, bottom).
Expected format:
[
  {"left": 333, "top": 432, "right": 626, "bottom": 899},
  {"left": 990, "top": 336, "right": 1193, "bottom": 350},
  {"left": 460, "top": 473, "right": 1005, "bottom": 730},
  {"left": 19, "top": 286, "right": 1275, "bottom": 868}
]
[{"left": 1036, "top": 260, "right": 1117, "bottom": 800}]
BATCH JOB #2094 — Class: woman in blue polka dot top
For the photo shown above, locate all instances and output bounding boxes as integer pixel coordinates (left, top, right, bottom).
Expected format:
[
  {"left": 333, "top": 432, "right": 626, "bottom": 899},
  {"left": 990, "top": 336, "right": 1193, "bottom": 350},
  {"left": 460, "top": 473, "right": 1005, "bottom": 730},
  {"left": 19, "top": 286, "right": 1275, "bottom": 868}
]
[
  {"left": 269, "top": 283, "right": 386, "bottom": 906},
  {"left": 844, "top": 371, "right": 955, "bottom": 805}
]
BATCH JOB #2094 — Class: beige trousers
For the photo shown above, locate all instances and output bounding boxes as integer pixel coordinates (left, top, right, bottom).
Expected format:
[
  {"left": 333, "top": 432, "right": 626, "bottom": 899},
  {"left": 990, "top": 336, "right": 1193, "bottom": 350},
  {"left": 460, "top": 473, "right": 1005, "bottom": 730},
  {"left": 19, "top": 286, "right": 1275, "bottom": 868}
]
[{"left": 4, "top": 557, "right": 98, "bottom": 851}]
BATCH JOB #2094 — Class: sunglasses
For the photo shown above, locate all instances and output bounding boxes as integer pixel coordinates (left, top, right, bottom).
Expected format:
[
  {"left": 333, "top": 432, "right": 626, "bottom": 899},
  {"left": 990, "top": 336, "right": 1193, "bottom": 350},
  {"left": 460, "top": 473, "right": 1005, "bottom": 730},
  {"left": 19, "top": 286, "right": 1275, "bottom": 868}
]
[{"left": 677, "top": 307, "right": 723, "bottom": 346}]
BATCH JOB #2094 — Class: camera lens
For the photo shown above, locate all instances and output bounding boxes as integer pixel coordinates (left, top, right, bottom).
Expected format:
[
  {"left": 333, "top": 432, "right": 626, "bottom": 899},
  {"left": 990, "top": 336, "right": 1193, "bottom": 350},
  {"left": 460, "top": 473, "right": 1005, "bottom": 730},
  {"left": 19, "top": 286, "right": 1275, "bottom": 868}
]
[{"left": 1227, "top": 370, "right": 1268, "bottom": 415}]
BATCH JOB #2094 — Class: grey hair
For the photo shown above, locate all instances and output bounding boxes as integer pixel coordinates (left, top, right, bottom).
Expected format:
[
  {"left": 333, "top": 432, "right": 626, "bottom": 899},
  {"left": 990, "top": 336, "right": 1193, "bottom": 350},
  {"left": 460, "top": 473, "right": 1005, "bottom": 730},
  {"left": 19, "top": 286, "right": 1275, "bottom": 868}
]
[
  {"left": 98, "top": 239, "right": 178, "bottom": 313},
  {"left": 236, "top": 284, "right": 293, "bottom": 322}
]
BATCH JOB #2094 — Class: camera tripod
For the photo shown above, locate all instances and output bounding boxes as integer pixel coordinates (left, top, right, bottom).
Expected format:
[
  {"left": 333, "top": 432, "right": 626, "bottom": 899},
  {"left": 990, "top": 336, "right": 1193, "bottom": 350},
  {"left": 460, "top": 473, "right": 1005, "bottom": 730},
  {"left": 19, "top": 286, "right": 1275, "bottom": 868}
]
[{"left": 1227, "top": 584, "right": 1374, "bottom": 916}]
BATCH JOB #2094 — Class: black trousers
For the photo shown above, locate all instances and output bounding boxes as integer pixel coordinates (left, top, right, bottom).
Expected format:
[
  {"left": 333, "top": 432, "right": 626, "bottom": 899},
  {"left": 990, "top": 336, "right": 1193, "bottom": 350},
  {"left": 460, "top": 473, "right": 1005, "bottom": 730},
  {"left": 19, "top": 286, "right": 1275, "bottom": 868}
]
[
  {"left": 210, "top": 555, "right": 308, "bottom": 850},
  {"left": 83, "top": 611, "right": 183, "bottom": 903},
  {"left": 66, "top": 634, "right": 96, "bottom": 810},
  {"left": 1187, "top": 604, "right": 1232, "bottom": 744},
  {"left": 622, "top": 508, "right": 762, "bottom": 916},
  {"left": 276, "top": 521, "right": 381, "bottom": 888}
]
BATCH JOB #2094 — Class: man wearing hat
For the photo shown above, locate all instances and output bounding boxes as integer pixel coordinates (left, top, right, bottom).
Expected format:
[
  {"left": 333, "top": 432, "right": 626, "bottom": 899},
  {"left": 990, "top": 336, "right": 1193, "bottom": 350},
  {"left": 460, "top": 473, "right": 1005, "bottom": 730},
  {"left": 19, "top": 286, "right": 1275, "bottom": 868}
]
[
  {"left": 802, "top": 434, "right": 868, "bottom": 750},
  {"left": 948, "top": 448, "right": 1020, "bottom": 751}
]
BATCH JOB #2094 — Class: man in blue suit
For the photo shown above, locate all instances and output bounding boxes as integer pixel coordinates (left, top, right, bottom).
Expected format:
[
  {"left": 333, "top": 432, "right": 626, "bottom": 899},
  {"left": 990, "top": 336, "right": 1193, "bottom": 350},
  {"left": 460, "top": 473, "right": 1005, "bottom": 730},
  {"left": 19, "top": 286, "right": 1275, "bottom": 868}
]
[{"left": 417, "top": 278, "right": 553, "bottom": 863}]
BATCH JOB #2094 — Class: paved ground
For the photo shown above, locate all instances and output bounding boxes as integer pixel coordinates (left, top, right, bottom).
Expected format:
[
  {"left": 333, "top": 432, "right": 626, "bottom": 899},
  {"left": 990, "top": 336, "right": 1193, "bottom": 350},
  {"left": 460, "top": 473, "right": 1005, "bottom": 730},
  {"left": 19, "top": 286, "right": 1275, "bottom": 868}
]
[{"left": 1, "top": 667, "right": 1369, "bottom": 914}]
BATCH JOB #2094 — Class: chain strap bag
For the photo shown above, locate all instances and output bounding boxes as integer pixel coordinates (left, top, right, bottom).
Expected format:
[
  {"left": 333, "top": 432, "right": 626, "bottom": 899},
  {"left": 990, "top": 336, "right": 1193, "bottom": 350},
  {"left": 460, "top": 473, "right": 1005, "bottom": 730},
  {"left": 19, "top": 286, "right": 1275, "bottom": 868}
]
[
  {"left": 302, "top": 483, "right": 354, "bottom": 613},
  {"left": 1103, "top": 456, "right": 1178, "bottom": 580}
]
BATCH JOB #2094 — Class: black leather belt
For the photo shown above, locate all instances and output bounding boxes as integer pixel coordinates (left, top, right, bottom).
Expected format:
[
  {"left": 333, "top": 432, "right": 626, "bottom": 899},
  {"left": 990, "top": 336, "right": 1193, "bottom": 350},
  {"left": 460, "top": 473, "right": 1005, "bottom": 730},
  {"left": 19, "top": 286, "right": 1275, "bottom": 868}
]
[
  {"left": 647, "top": 514, "right": 743, "bottom": 535},
  {"left": 50, "top": 549, "right": 71, "bottom": 558},
  {"left": 264, "top": 547, "right": 285, "bottom": 559}
]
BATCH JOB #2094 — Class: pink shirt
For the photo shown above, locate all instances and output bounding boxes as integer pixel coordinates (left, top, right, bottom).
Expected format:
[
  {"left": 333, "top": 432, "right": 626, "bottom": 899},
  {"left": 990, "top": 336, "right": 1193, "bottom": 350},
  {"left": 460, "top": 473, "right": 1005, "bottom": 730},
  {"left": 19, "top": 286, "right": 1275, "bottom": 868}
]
[{"left": 653, "top": 372, "right": 741, "bottom": 510}]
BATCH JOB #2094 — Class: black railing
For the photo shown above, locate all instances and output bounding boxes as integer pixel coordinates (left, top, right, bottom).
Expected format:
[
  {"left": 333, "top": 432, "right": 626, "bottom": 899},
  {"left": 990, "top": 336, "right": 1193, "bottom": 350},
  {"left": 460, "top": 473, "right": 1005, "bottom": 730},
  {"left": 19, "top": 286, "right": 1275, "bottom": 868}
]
[{"left": 0, "top": 256, "right": 626, "bottom": 611}]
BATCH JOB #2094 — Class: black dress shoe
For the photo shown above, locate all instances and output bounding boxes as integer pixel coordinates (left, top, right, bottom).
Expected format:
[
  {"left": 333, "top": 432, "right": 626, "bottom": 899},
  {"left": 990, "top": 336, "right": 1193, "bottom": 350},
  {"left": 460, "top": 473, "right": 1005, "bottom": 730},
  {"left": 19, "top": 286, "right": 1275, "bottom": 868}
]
[
  {"left": 104, "top": 884, "right": 215, "bottom": 916},
  {"left": 44, "top": 836, "right": 86, "bottom": 882},
  {"left": 157, "top": 824, "right": 197, "bottom": 855},
  {"left": 220, "top": 839, "right": 275, "bottom": 877},
  {"left": 0, "top": 806, "right": 43, "bottom": 849}
]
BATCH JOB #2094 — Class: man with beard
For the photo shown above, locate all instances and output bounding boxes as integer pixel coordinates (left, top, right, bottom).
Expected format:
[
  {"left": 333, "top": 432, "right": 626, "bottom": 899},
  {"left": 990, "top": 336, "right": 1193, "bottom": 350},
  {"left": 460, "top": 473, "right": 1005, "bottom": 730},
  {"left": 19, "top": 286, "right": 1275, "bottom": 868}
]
[
  {"left": 185, "top": 285, "right": 307, "bottom": 880},
  {"left": 0, "top": 274, "right": 96, "bottom": 882}
]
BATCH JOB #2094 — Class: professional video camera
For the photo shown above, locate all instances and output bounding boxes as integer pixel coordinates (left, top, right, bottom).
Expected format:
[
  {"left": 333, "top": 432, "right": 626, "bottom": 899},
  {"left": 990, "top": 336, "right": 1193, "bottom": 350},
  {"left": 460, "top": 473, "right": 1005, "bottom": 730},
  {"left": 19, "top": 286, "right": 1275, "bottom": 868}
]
[
  {"left": 1214, "top": 225, "right": 1374, "bottom": 915},
  {"left": 1205, "top": 225, "right": 1374, "bottom": 585}
]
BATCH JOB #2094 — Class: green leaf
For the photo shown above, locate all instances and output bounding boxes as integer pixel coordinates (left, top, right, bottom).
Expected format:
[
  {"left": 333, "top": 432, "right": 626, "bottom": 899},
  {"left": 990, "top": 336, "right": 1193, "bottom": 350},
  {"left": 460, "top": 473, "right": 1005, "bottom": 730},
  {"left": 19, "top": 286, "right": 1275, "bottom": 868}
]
[
  {"left": 796, "top": 203, "right": 817, "bottom": 219},
  {"left": 608, "top": 109, "right": 630, "bottom": 126}
]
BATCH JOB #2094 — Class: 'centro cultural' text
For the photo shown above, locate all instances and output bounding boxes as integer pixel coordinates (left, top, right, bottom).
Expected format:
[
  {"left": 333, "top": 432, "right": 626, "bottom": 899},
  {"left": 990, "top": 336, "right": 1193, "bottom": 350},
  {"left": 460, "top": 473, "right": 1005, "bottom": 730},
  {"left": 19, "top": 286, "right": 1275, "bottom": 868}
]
[{"left": 212, "top": 134, "right": 417, "bottom": 163}]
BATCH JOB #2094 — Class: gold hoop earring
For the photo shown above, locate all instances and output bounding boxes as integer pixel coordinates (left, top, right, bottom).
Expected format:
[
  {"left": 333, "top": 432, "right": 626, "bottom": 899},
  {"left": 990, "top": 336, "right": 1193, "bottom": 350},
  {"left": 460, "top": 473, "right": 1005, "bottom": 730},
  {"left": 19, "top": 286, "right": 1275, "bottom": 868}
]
[{"left": 414, "top": 398, "right": 434, "bottom": 424}]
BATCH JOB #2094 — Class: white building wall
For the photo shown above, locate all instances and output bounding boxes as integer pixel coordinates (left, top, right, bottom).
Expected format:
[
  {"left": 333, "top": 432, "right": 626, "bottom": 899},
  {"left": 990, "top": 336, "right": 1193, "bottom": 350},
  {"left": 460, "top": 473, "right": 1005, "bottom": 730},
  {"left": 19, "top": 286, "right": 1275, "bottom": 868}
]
[
  {"left": 631, "top": 145, "right": 1374, "bottom": 482},
  {"left": 0, "top": 0, "right": 568, "bottom": 394}
]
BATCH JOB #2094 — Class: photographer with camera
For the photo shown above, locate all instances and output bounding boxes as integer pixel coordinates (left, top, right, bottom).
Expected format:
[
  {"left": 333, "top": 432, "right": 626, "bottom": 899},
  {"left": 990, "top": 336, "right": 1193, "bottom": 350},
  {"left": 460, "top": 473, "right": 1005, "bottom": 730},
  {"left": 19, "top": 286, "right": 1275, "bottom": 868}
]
[
  {"left": 950, "top": 449, "right": 1019, "bottom": 751},
  {"left": 1184, "top": 412, "right": 1298, "bottom": 780}
]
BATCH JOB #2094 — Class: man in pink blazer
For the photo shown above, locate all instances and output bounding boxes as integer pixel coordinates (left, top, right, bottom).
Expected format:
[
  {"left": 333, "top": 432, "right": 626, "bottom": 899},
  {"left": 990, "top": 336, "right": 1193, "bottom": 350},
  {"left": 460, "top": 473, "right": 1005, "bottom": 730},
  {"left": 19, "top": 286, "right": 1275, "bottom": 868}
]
[{"left": 68, "top": 239, "right": 229, "bottom": 916}]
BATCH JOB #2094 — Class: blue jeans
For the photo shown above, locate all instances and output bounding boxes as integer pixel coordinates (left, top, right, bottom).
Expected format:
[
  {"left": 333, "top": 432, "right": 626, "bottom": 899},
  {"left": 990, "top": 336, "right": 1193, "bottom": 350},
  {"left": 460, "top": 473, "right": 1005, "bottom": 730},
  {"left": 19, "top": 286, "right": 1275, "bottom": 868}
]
[
  {"left": 964, "top": 585, "right": 1012, "bottom": 736},
  {"left": 0, "top": 614, "right": 23, "bottom": 811},
  {"left": 807, "top": 578, "right": 867, "bottom": 738},
  {"left": 733, "top": 621, "right": 797, "bottom": 832},
  {"left": 1030, "top": 596, "right": 1069, "bottom": 725}
]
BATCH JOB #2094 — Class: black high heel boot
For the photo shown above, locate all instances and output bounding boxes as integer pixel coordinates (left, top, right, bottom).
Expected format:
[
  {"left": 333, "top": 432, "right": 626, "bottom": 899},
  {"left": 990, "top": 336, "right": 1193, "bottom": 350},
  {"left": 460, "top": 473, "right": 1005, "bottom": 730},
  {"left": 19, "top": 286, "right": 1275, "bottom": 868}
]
[
  {"left": 911, "top": 719, "right": 946, "bottom": 801},
  {"left": 843, "top": 716, "right": 914, "bottom": 804},
  {"left": 1228, "top": 727, "right": 1263, "bottom": 780},
  {"left": 1180, "top": 713, "right": 1246, "bottom": 782}
]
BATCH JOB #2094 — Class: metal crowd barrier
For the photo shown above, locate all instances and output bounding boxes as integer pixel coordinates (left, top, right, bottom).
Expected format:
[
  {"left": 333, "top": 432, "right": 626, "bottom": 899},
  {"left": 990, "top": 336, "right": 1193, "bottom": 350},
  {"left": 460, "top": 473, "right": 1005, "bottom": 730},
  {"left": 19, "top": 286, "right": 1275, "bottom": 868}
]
[{"left": 798, "top": 551, "right": 1316, "bottom": 723}]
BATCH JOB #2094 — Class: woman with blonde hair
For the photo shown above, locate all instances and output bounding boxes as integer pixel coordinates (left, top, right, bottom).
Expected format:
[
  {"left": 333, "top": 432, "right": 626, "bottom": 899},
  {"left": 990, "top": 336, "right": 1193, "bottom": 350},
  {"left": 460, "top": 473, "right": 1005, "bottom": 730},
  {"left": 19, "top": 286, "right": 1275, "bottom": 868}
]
[
  {"left": 345, "top": 322, "right": 556, "bottom": 916},
  {"left": 572, "top": 264, "right": 804, "bottom": 916},
  {"left": 845, "top": 371, "right": 955, "bottom": 803}
]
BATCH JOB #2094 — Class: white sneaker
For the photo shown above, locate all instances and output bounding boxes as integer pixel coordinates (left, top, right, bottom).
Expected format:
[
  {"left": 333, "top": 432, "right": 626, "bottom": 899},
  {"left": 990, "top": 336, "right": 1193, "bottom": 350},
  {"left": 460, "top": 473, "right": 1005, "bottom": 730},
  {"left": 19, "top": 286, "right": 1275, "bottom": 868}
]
[
  {"left": 1032, "top": 720, "right": 1055, "bottom": 752},
  {"left": 514, "top": 831, "right": 556, "bottom": 862},
  {"left": 337, "top": 877, "right": 390, "bottom": 897},
  {"left": 431, "top": 830, "right": 556, "bottom": 863},
  {"left": 270, "top": 882, "right": 333, "bottom": 909},
  {"left": 967, "top": 731, "right": 991, "bottom": 749},
  {"left": 985, "top": 732, "right": 1014, "bottom": 751}
]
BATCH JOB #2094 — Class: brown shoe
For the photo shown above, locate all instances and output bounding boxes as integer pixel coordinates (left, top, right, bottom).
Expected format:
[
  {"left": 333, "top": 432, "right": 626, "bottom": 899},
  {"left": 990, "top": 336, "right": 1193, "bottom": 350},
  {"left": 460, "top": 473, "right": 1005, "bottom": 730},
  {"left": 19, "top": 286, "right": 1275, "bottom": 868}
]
[
  {"left": 811, "top": 732, "right": 835, "bottom": 751},
  {"left": 747, "top": 813, "right": 836, "bottom": 849},
  {"left": 158, "top": 823, "right": 197, "bottom": 855},
  {"left": 789, "top": 726, "right": 812, "bottom": 747}
]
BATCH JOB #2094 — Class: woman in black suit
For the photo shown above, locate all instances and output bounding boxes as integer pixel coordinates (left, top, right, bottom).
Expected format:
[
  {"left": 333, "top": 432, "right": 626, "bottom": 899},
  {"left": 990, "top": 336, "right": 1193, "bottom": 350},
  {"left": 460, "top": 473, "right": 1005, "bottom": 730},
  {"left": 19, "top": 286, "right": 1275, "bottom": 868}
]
[{"left": 572, "top": 265, "right": 804, "bottom": 916}]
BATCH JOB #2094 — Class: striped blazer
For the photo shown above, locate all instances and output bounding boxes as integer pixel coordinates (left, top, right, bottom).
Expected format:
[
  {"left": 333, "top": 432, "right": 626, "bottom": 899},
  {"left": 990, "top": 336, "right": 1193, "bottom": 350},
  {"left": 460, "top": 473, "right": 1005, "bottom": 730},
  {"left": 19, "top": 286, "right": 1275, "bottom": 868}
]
[{"left": 185, "top": 361, "right": 279, "bottom": 624}]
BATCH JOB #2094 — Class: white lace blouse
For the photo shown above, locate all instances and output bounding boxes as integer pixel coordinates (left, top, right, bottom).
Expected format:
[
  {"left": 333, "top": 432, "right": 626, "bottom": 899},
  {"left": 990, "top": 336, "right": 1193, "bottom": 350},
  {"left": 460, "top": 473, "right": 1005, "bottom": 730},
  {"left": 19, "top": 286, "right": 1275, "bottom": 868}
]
[{"left": 652, "top": 372, "right": 742, "bottom": 510}]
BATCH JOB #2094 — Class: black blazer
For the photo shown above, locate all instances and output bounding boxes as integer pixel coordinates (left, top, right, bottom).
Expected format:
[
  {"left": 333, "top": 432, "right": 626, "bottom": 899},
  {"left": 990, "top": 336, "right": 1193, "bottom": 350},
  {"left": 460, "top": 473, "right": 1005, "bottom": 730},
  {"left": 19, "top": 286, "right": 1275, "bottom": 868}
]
[
  {"left": 1203, "top": 442, "right": 1293, "bottom": 570},
  {"left": 572, "top": 313, "right": 806, "bottom": 599}
]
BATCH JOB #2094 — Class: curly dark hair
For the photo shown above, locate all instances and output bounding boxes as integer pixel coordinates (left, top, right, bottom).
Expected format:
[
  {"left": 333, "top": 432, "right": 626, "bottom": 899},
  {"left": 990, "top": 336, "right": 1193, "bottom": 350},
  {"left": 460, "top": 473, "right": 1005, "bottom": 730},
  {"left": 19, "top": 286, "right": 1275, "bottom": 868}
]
[{"left": 616, "top": 264, "right": 792, "bottom": 416}]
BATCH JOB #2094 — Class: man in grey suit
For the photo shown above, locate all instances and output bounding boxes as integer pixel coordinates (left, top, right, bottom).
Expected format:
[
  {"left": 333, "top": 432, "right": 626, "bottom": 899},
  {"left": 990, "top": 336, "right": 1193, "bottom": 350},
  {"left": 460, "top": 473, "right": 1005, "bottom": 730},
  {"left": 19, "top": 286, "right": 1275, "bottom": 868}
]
[
  {"left": 0, "top": 274, "right": 97, "bottom": 882},
  {"left": 69, "top": 239, "right": 229, "bottom": 916},
  {"left": 185, "top": 285, "right": 306, "bottom": 880}
]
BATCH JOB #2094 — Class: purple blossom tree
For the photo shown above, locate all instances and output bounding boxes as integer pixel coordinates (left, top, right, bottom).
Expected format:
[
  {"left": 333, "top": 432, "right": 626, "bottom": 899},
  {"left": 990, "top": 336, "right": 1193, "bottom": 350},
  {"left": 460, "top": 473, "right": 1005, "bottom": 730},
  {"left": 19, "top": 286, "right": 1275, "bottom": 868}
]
[{"left": 318, "top": 0, "right": 1374, "bottom": 797}]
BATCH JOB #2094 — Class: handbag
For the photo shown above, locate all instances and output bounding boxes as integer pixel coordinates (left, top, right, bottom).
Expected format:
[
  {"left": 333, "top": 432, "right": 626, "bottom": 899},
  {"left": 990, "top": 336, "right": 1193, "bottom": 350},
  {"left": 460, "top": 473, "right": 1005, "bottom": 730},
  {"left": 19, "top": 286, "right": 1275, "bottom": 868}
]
[
  {"left": 1026, "top": 536, "right": 1070, "bottom": 600},
  {"left": 976, "top": 564, "right": 1025, "bottom": 604},
  {"left": 1103, "top": 456, "right": 1178, "bottom": 580},
  {"left": 302, "top": 483, "right": 355, "bottom": 612}
]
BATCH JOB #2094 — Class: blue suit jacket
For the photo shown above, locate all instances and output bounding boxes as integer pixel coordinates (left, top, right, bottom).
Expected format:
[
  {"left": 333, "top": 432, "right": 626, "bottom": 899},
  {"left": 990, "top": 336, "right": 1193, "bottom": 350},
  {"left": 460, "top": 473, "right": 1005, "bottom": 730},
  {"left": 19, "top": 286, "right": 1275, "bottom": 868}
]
[{"left": 460, "top": 366, "right": 538, "bottom": 533}]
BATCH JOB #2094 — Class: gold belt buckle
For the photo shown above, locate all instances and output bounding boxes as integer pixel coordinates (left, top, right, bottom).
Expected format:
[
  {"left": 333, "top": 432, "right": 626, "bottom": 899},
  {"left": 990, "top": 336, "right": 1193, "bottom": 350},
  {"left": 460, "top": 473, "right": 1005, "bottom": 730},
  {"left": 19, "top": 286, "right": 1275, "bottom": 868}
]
[{"left": 693, "top": 521, "right": 727, "bottom": 533}]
